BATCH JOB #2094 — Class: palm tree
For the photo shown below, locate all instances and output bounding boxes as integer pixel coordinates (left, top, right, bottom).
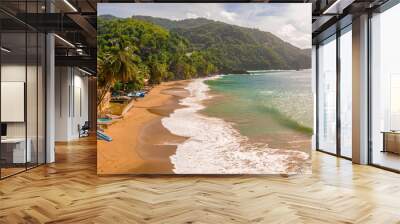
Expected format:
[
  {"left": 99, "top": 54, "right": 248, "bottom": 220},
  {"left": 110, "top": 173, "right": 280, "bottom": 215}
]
[{"left": 97, "top": 39, "right": 140, "bottom": 114}]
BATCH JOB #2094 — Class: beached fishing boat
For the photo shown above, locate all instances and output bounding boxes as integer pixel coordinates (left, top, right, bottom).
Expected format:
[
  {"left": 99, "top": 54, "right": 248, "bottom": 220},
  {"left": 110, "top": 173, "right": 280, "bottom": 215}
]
[{"left": 127, "top": 91, "right": 145, "bottom": 97}]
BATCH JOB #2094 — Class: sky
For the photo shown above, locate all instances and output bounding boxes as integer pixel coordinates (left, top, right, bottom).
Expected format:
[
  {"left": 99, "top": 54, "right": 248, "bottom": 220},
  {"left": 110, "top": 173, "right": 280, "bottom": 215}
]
[{"left": 98, "top": 3, "right": 311, "bottom": 49}]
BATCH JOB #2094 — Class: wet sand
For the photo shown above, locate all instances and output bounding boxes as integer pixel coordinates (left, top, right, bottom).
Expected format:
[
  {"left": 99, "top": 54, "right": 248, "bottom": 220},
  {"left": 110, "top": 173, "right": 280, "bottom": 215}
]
[{"left": 97, "top": 80, "right": 190, "bottom": 174}]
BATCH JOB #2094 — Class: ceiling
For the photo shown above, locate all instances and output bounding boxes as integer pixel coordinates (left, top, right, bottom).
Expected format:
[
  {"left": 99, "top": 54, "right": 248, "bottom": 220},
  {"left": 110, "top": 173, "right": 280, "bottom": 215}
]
[
  {"left": 0, "top": 0, "right": 395, "bottom": 73},
  {"left": 310, "top": 0, "right": 391, "bottom": 43}
]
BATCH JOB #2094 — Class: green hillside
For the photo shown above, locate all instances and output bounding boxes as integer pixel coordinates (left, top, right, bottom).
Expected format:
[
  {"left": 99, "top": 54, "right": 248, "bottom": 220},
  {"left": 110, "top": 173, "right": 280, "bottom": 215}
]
[{"left": 131, "top": 15, "right": 311, "bottom": 71}]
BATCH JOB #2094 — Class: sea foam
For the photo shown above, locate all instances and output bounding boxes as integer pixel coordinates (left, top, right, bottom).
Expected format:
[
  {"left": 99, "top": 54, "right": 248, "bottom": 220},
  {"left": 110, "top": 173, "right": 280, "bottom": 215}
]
[{"left": 161, "top": 77, "right": 310, "bottom": 174}]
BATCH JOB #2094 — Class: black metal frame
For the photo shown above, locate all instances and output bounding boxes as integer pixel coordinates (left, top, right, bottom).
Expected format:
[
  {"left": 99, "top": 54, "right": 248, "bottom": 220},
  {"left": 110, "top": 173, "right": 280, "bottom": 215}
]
[
  {"left": 367, "top": 10, "right": 373, "bottom": 166},
  {"left": 315, "top": 23, "right": 353, "bottom": 162},
  {"left": 0, "top": 19, "right": 2, "bottom": 179},
  {"left": 0, "top": 0, "right": 47, "bottom": 180},
  {"left": 336, "top": 27, "right": 341, "bottom": 157},
  {"left": 315, "top": 44, "right": 319, "bottom": 151}
]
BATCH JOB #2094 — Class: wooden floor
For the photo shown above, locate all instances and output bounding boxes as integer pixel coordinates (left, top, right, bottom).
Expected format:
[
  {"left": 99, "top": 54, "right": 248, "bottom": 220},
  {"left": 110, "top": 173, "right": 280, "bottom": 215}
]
[
  {"left": 1, "top": 137, "right": 400, "bottom": 224},
  {"left": 372, "top": 150, "right": 400, "bottom": 171}
]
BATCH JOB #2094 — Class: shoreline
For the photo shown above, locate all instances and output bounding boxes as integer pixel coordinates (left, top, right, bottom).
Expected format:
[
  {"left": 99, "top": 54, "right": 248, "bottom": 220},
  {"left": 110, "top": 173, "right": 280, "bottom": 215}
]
[
  {"left": 162, "top": 77, "right": 310, "bottom": 174},
  {"left": 98, "top": 74, "right": 311, "bottom": 175},
  {"left": 97, "top": 80, "right": 190, "bottom": 174}
]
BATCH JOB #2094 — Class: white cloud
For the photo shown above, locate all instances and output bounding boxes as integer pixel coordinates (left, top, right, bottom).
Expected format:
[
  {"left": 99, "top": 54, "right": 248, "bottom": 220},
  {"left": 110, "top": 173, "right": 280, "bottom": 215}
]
[
  {"left": 220, "top": 10, "right": 237, "bottom": 22},
  {"left": 278, "top": 24, "right": 297, "bottom": 37},
  {"left": 186, "top": 12, "right": 199, "bottom": 19},
  {"left": 98, "top": 3, "right": 311, "bottom": 49}
]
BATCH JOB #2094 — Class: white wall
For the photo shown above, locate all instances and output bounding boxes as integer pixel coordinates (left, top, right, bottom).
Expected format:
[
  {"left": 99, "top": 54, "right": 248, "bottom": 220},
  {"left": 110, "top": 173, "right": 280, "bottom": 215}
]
[
  {"left": 54, "top": 67, "right": 89, "bottom": 141},
  {"left": 72, "top": 72, "right": 89, "bottom": 138},
  {"left": 1, "top": 65, "right": 26, "bottom": 138},
  {"left": 1, "top": 63, "right": 46, "bottom": 164},
  {"left": 55, "top": 66, "right": 69, "bottom": 141}
]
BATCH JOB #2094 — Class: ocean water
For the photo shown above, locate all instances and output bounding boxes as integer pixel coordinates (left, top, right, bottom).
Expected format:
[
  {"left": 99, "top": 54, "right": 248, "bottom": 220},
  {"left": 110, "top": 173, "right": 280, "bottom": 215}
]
[
  {"left": 161, "top": 74, "right": 311, "bottom": 174},
  {"left": 204, "top": 70, "right": 313, "bottom": 139}
]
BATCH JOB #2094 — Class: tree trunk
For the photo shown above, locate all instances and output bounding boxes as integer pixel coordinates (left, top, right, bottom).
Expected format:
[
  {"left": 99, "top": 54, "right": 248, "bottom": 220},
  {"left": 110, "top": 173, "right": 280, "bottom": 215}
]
[{"left": 97, "top": 82, "right": 113, "bottom": 117}]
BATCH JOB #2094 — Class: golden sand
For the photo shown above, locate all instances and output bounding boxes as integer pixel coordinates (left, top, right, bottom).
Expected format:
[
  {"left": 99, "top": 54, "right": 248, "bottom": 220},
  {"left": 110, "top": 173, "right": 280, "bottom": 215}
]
[{"left": 97, "top": 80, "right": 190, "bottom": 174}]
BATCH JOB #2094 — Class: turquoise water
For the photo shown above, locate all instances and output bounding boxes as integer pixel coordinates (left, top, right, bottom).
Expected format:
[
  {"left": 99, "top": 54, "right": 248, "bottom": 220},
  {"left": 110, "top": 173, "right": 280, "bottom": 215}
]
[{"left": 203, "top": 70, "right": 313, "bottom": 141}]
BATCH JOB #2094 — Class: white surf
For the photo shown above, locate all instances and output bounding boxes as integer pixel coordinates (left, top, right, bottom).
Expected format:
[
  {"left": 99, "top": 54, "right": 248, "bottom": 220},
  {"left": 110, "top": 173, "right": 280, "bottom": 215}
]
[{"left": 161, "top": 77, "right": 310, "bottom": 174}]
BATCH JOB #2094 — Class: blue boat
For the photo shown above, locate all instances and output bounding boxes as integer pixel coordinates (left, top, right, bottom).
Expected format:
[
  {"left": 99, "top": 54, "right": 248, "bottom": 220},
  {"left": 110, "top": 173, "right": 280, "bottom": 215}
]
[
  {"left": 97, "top": 130, "right": 112, "bottom": 142},
  {"left": 127, "top": 91, "right": 146, "bottom": 98}
]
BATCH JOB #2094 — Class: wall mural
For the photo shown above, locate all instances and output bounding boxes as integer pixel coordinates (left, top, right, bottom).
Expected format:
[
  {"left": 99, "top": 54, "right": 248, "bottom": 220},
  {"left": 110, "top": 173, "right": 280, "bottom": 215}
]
[{"left": 97, "top": 3, "right": 313, "bottom": 174}]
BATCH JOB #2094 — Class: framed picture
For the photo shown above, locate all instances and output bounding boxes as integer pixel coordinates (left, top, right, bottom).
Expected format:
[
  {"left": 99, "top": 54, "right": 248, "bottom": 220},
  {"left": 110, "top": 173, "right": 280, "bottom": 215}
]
[{"left": 97, "top": 3, "right": 312, "bottom": 175}]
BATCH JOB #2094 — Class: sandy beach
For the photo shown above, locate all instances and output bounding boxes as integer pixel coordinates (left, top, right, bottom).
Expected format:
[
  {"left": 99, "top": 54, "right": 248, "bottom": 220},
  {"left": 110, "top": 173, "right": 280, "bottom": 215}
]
[
  {"left": 97, "top": 80, "right": 190, "bottom": 174},
  {"left": 98, "top": 77, "right": 311, "bottom": 175}
]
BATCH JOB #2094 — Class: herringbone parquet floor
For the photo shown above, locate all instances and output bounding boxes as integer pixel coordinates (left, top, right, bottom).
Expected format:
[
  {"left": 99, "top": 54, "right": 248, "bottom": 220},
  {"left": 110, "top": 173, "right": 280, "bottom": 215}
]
[{"left": 1, "top": 137, "right": 400, "bottom": 224}]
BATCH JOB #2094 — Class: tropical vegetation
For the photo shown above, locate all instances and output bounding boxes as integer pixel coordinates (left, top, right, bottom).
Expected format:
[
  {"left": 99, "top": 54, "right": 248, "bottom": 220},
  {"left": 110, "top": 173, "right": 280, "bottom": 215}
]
[
  {"left": 97, "top": 15, "right": 311, "bottom": 114},
  {"left": 97, "top": 17, "right": 217, "bottom": 114}
]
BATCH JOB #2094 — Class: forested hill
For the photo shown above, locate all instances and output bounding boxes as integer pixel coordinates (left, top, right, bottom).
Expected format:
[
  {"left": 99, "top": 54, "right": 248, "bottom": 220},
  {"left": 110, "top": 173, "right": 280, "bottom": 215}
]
[
  {"left": 131, "top": 15, "right": 311, "bottom": 71},
  {"left": 98, "top": 15, "right": 311, "bottom": 73}
]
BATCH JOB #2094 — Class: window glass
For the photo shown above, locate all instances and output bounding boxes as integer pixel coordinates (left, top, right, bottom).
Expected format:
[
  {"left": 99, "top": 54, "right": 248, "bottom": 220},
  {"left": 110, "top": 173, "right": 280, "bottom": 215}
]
[
  {"left": 371, "top": 3, "right": 400, "bottom": 171},
  {"left": 340, "top": 27, "right": 352, "bottom": 158},
  {"left": 318, "top": 36, "right": 337, "bottom": 154}
]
